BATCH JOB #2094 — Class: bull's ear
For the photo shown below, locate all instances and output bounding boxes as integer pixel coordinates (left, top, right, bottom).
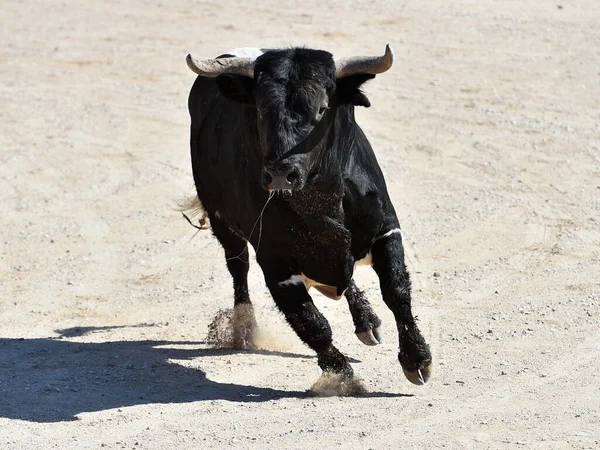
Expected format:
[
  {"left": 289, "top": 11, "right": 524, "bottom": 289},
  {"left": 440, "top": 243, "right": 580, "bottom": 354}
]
[
  {"left": 216, "top": 75, "right": 254, "bottom": 103},
  {"left": 336, "top": 73, "right": 375, "bottom": 108}
]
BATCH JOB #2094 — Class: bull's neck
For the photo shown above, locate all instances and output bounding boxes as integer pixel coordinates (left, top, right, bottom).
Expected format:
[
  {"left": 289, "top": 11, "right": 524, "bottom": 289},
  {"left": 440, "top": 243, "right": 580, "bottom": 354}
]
[
  {"left": 330, "top": 104, "right": 359, "bottom": 167},
  {"left": 284, "top": 105, "right": 358, "bottom": 219}
]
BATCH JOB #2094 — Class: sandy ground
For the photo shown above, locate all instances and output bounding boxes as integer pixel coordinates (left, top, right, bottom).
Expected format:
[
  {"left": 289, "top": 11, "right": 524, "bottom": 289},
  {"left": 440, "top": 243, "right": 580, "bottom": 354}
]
[{"left": 1, "top": 0, "right": 599, "bottom": 448}]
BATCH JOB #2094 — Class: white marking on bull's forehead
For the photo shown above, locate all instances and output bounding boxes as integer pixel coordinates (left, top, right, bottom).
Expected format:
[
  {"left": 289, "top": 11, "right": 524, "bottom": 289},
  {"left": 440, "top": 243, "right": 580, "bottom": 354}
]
[
  {"left": 372, "top": 228, "right": 402, "bottom": 243},
  {"left": 225, "top": 48, "right": 270, "bottom": 58}
]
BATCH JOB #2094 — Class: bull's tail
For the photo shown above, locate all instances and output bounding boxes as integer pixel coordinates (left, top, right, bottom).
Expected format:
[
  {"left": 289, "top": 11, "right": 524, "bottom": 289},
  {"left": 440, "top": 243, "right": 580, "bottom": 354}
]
[{"left": 177, "top": 194, "right": 210, "bottom": 230}]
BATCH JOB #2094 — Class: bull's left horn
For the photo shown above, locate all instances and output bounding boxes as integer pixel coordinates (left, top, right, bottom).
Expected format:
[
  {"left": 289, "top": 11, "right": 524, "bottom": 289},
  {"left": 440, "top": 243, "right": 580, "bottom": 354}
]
[
  {"left": 186, "top": 54, "right": 256, "bottom": 78},
  {"left": 334, "top": 44, "right": 394, "bottom": 78}
]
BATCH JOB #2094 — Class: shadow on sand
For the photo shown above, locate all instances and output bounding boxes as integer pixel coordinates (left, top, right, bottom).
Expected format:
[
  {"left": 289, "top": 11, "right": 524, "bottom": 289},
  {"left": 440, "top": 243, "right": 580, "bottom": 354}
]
[{"left": 0, "top": 325, "right": 412, "bottom": 423}]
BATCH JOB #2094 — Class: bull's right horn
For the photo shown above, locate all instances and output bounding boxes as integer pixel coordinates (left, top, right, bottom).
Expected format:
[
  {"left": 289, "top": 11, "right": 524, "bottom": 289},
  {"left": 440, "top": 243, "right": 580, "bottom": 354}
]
[
  {"left": 334, "top": 44, "right": 395, "bottom": 78},
  {"left": 186, "top": 54, "right": 256, "bottom": 78}
]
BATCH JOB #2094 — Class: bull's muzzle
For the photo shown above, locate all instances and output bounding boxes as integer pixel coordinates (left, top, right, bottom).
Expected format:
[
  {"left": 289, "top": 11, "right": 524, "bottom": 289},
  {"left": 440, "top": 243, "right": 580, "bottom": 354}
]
[{"left": 263, "top": 166, "right": 300, "bottom": 191}]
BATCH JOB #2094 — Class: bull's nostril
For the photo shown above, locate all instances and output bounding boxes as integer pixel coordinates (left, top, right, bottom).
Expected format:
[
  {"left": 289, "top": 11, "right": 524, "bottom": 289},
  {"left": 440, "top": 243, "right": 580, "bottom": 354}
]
[
  {"left": 263, "top": 171, "right": 273, "bottom": 185},
  {"left": 286, "top": 171, "right": 299, "bottom": 183}
]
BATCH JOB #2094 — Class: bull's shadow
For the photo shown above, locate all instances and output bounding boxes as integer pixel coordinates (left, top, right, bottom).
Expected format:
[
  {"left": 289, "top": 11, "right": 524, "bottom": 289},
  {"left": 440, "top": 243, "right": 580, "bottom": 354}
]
[{"left": 0, "top": 325, "right": 409, "bottom": 423}]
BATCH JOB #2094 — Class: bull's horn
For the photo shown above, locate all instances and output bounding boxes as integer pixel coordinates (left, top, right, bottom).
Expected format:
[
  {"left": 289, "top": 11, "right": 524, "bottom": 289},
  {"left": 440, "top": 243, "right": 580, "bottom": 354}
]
[
  {"left": 334, "top": 44, "right": 394, "bottom": 78},
  {"left": 186, "top": 54, "right": 256, "bottom": 78}
]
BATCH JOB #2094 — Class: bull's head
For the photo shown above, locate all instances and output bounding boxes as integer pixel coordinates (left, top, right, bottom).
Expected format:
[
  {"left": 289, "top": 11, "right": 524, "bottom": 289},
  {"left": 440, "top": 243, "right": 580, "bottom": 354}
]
[{"left": 186, "top": 46, "right": 394, "bottom": 192}]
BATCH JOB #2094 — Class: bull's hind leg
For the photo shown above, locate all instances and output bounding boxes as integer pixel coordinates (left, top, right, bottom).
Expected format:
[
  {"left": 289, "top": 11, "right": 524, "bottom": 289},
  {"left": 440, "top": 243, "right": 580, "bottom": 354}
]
[
  {"left": 371, "top": 228, "right": 432, "bottom": 385},
  {"left": 345, "top": 280, "right": 383, "bottom": 346},
  {"left": 266, "top": 275, "right": 353, "bottom": 378},
  {"left": 210, "top": 216, "right": 257, "bottom": 349}
]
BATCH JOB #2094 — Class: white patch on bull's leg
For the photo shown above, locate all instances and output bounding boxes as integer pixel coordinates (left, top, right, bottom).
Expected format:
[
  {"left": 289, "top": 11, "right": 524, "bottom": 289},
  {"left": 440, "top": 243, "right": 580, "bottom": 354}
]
[{"left": 372, "top": 227, "right": 402, "bottom": 243}]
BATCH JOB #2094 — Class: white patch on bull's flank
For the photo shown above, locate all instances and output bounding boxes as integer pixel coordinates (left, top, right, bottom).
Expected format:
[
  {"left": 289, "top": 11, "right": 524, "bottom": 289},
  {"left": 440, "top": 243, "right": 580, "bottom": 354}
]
[
  {"left": 372, "top": 227, "right": 402, "bottom": 243},
  {"left": 278, "top": 253, "right": 374, "bottom": 301},
  {"left": 277, "top": 231, "right": 402, "bottom": 300},
  {"left": 279, "top": 274, "right": 345, "bottom": 300}
]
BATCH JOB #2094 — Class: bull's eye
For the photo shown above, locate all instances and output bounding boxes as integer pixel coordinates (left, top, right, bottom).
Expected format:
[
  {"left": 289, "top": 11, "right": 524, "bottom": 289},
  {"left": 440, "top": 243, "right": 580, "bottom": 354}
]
[
  {"left": 315, "top": 106, "right": 328, "bottom": 121},
  {"left": 311, "top": 103, "right": 329, "bottom": 124}
]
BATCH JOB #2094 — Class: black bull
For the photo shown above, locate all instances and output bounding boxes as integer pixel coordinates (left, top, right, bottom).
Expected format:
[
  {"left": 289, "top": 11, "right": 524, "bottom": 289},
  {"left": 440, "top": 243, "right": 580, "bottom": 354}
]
[{"left": 186, "top": 46, "right": 432, "bottom": 386}]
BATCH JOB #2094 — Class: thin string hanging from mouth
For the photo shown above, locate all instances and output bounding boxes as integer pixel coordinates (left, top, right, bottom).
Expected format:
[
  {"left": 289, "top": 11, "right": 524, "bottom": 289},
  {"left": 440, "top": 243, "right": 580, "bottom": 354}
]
[{"left": 226, "top": 190, "right": 275, "bottom": 263}]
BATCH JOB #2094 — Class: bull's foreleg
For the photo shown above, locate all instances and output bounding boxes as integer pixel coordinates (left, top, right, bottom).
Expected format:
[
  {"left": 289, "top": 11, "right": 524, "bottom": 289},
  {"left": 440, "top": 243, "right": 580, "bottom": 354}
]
[
  {"left": 210, "top": 217, "right": 257, "bottom": 349},
  {"left": 267, "top": 276, "right": 353, "bottom": 378},
  {"left": 371, "top": 229, "right": 432, "bottom": 385},
  {"left": 225, "top": 246, "right": 258, "bottom": 349},
  {"left": 345, "top": 280, "right": 383, "bottom": 346}
]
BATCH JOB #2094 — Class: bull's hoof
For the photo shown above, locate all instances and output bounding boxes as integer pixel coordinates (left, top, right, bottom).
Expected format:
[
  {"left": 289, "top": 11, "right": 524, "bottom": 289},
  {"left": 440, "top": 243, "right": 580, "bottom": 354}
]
[
  {"left": 354, "top": 310, "right": 383, "bottom": 346},
  {"left": 317, "top": 345, "right": 353, "bottom": 380},
  {"left": 232, "top": 326, "right": 257, "bottom": 350},
  {"left": 402, "top": 363, "right": 432, "bottom": 385},
  {"left": 355, "top": 326, "right": 383, "bottom": 346},
  {"left": 311, "top": 372, "right": 367, "bottom": 396},
  {"left": 232, "top": 333, "right": 257, "bottom": 350},
  {"left": 398, "top": 327, "right": 432, "bottom": 385},
  {"left": 233, "top": 304, "right": 258, "bottom": 350}
]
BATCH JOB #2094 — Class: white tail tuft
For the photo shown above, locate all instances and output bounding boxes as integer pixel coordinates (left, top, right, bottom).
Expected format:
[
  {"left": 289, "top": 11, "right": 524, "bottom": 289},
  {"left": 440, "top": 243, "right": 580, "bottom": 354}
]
[{"left": 177, "top": 194, "right": 210, "bottom": 230}]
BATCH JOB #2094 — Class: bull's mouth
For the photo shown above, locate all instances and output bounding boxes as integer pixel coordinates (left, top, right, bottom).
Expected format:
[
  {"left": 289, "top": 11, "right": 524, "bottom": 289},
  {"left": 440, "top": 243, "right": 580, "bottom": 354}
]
[
  {"left": 264, "top": 184, "right": 300, "bottom": 195},
  {"left": 267, "top": 188, "right": 294, "bottom": 196}
]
